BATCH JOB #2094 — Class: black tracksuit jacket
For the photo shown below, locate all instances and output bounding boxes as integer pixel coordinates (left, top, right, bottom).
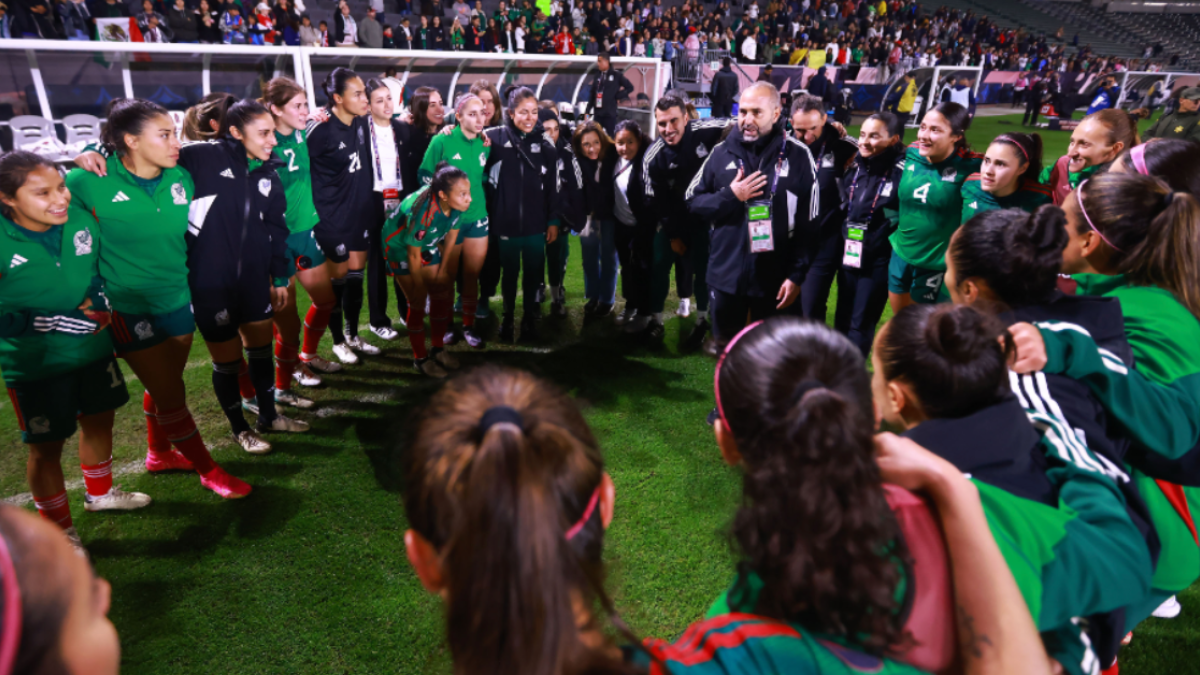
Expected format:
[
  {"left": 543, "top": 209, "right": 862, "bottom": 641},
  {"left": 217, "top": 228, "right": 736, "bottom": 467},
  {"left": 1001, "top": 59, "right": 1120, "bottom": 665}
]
[
  {"left": 306, "top": 111, "right": 374, "bottom": 237},
  {"left": 483, "top": 120, "right": 562, "bottom": 238},
  {"left": 643, "top": 117, "right": 731, "bottom": 240}
]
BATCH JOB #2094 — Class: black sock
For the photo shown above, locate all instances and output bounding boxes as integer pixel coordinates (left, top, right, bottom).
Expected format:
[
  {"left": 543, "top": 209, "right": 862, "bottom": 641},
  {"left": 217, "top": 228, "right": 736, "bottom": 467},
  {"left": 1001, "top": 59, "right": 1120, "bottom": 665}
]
[
  {"left": 246, "top": 344, "right": 277, "bottom": 426},
  {"left": 344, "top": 269, "right": 365, "bottom": 339},
  {"left": 330, "top": 277, "right": 346, "bottom": 344},
  {"left": 212, "top": 359, "right": 251, "bottom": 434}
]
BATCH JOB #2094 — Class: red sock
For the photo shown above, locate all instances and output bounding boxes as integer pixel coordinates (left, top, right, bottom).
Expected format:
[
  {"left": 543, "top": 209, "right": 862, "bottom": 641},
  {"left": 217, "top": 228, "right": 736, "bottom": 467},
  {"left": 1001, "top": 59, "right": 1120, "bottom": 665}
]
[
  {"left": 462, "top": 286, "right": 478, "bottom": 328},
  {"left": 143, "top": 391, "right": 171, "bottom": 455},
  {"left": 33, "top": 490, "right": 72, "bottom": 530},
  {"left": 275, "top": 334, "right": 299, "bottom": 390},
  {"left": 81, "top": 457, "right": 113, "bottom": 498},
  {"left": 155, "top": 405, "right": 217, "bottom": 475},
  {"left": 430, "top": 289, "right": 450, "bottom": 349},
  {"left": 301, "top": 301, "right": 334, "bottom": 357},
  {"left": 237, "top": 358, "right": 256, "bottom": 400},
  {"left": 407, "top": 301, "right": 427, "bottom": 359}
]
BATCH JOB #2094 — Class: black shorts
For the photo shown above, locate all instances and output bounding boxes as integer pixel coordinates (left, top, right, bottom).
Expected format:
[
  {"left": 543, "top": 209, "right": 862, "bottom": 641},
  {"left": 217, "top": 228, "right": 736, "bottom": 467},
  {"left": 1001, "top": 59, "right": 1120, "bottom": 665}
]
[
  {"left": 314, "top": 219, "right": 371, "bottom": 264},
  {"left": 192, "top": 281, "right": 274, "bottom": 343}
]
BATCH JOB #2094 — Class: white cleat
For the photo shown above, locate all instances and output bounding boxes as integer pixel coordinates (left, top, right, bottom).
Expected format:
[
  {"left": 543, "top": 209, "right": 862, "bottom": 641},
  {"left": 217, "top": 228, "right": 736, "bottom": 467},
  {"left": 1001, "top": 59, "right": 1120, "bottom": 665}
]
[
  {"left": 63, "top": 526, "right": 87, "bottom": 557},
  {"left": 332, "top": 342, "right": 359, "bottom": 365},
  {"left": 292, "top": 363, "right": 323, "bottom": 387},
  {"left": 235, "top": 430, "right": 273, "bottom": 454},
  {"left": 370, "top": 324, "right": 400, "bottom": 340},
  {"left": 676, "top": 297, "right": 692, "bottom": 318},
  {"left": 300, "top": 354, "right": 343, "bottom": 374},
  {"left": 344, "top": 335, "right": 382, "bottom": 355},
  {"left": 258, "top": 414, "right": 310, "bottom": 433},
  {"left": 84, "top": 487, "right": 152, "bottom": 512},
  {"left": 275, "top": 388, "right": 314, "bottom": 410},
  {"left": 1153, "top": 596, "right": 1182, "bottom": 619}
]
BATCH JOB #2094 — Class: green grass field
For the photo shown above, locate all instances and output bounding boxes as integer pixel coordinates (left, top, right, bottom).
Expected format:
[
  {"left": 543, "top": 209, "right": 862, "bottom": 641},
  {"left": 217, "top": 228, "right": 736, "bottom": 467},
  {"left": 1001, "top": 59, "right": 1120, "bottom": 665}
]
[{"left": 3, "top": 111, "right": 1197, "bottom": 674}]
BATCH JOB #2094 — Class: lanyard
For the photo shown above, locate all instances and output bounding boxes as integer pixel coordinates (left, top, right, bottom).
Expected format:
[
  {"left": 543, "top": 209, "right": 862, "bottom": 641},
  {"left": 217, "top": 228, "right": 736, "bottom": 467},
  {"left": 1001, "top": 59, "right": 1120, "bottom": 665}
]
[
  {"left": 369, "top": 120, "right": 397, "bottom": 187},
  {"left": 613, "top": 158, "right": 634, "bottom": 180},
  {"left": 846, "top": 163, "right": 887, "bottom": 223}
]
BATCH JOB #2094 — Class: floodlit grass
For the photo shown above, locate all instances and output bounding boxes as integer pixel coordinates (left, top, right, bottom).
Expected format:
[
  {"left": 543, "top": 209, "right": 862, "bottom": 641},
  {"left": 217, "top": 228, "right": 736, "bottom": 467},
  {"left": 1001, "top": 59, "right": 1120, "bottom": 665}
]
[{"left": 0, "top": 112, "right": 1194, "bottom": 674}]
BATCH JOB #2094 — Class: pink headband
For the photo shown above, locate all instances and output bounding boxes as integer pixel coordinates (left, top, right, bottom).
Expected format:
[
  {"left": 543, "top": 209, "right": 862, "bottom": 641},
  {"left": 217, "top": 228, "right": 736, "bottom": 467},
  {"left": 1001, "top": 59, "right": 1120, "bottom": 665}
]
[
  {"left": 1076, "top": 179, "right": 1123, "bottom": 253},
  {"left": 1130, "top": 143, "right": 1149, "bottom": 176},
  {"left": 454, "top": 93, "right": 481, "bottom": 118},
  {"left": 713, "top": 320, "right": 764, "bottom": 432},
  {"left": 564, "top": 486, "right": 601, "bottom": 541},
  {"left": 995, "top": 134, "right": 1028, "bottom": 162},
  {"left": 0, "top": 532, "right": 21, "bottom": 675}
]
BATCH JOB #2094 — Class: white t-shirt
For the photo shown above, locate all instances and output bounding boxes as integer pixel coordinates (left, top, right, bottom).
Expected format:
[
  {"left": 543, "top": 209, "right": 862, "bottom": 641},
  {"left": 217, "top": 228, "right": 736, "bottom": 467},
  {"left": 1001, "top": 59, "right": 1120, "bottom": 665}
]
[
  {"left": 340, "top": 14, "right": 356, "bottom": 44},
  {"left": 515, "top": 26, "right": 526, "bottom": 50},
  {"left": 613, "top": 157, "right": 635, "bottom": 226},
  {"left": 371, "top": 121, "right": 401, "bottom": 192}
]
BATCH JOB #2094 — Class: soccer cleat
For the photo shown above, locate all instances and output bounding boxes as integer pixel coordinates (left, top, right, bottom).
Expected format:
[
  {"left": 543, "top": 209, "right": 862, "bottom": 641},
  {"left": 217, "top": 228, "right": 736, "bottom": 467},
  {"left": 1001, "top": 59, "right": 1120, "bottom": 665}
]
[
  {"left": 499, "top": 314, "right": 515, "bottom": 342},
  {"left": 475, "top": 298, "right": 493, "bottom": 319},
  {"left": 199, "top": 466, "right": 253, "bottom": 498},
  {"left": 63, "top": 526, "right": 87, "bottom": 557},
  {"left": 145, "top": 449, "right": 194, "bottom": 473},
  {"left": 300, "top": 354, "right": 343, "bottom": 374},
  {"left": 594, "top": 303, "right": 614, "bottom": 318},
  {"left": 644, "top": 319, "right": 665, "bottom": 342},
  {"left": 344, "top": 334, "right": 382, "bottom": 355},
  {"left": 85, "top": 487, "right": 152, "bottom": 512},
  {"left": 624, "top": 314, "right": 651, "bottom": 334},
  {"left": 414, "top": 357, "right": 448, "bottom": 378},
  {"left": 242, "top": 396, "right": 260, "bottom": 415},
  {"left": 275, "top": 388, "right": 315, "bottom": 410},
  {"left": 615, "top": 306, "right": 636, "bottom": 326},
  {"left": 676, "top": 297, "right": 692, "bottom": 318},
  {"left": 443, "top": 323, "right": 462, "bottom": 346},
  {"left": 370, "top": 324, "right": 399, "bottom": 341},
  {"left": 431, "top": 347, "right": 460, "bottom": 371},
  {"left": 683, "top": 318, "right": 711, "bottom": 352},
  {"left": 292, "top": 362, "right": 323, "bottom": 387},
  {"left": 235, "top": 430, "right": 272, "bottom": 454},
  {"left": 1153, "top": 596, "right": 1182, "bottom": 619},
  {"left": 332, "top": 342, "right": 360, "bottom": 365},
  {"left": 463, "top": 326, "right": 486, "bottom": 349},
  {"left": 257, "top": 414, "right": 310, "bottom": 433}
]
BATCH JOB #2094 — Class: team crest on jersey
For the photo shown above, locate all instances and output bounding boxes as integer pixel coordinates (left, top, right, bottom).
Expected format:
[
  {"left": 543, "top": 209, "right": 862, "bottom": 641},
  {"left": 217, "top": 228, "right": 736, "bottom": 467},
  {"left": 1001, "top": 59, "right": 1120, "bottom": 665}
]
[
  {"left": 73, "top": 229, "right": 93, "bottom": 256},
  {"left": 336, "top": 244, "right": 347, "bottom": 256},
  {"left": 215, "top": 309, "right": 230, "bottom": 326},
  {"left": 258, "top": 178, "right": 272, "bottom": 197},
  {"left": 881, "top": 182, "right": 893, "bottom": 196},
  {"left": 357, "top": 127, "right": 365, "bottom": 145},
  {"left": 28, "top": 416, "right": 50, "bottom": 435},
  {"left": 135, "top": 320, "right": 154, "bottom": 340},
  {"left": 531, "top": 144, "right": 541, "bottom": 153},
  {"left": 941, "top": 168, "right": 957, "bottom": 182},
  {"left": 480, "top": 152, "right": 487, "bottom": 166},
  {"left": 171, "top": 183, "right": 187, "bottom": 205},
  {"left": 696, "top": 145, "right": 708, "bottom": 158},
  {"left": 821, "top": 153, "right": 835, "bottom": 168},
  {"left": 415, "top": 229, "right": 427, "bottom": 241}
]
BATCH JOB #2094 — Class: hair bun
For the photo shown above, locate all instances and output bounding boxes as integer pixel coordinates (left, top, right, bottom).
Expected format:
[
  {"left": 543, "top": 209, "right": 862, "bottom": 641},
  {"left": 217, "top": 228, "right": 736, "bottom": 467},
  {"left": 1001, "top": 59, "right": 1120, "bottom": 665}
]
[{"left": 924, "top": 305, "right": 997, "bottom": 365}]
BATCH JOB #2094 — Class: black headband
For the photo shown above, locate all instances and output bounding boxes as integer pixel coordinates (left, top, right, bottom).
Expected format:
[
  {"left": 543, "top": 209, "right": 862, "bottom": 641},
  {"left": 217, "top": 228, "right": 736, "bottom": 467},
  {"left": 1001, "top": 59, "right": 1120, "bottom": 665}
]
[{"left": 479, "top": 406, "right": 524, "bottom": 435}]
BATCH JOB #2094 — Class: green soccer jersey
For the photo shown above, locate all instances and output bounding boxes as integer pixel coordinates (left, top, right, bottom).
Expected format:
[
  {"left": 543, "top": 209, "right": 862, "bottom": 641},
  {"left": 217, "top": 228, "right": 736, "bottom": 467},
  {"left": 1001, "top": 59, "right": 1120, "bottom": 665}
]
[
  {"left": 381, "top": 187, "right": 463, "bottom": 271},
  {"left": 418, "top": 127, "right": 490, "bottom": 224},
  {"left": 274, "top": 128, "right": 321, "bottom": 234},
  {"left": 890, "top": 146, "right": 981, "bottom": 270},
  {"left": 66, "top": 155, "right": 194, "bottom": 315},
  {"left": 0, "top": 213, "right": 113, "bottom": 383},
  {"left": 960, "top": 176, "right": 1053, "bottom": 223}
]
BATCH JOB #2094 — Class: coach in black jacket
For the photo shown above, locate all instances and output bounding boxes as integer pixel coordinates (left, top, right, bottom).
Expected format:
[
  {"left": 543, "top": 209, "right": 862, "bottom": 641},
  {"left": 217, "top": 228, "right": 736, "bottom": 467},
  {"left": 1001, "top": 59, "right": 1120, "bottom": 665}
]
[
  {"left": 685, "top": 82, "right": 818, "bottom": 349},
  {"left": 585, "top": 53, "right": 634, "bottom": 136}
]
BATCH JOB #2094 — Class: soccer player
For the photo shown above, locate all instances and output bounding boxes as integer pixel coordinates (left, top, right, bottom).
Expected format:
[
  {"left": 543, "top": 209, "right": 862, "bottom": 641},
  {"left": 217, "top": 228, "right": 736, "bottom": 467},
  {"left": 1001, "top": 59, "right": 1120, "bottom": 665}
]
[
  {"left": 960, "top": 133, "right": 1052, "bottom": 223},
  {"left": 381, "top": 164, "right": 469, "bottom": 378},
  {"left": 0, "top": 151, "right": 149, "bottom": 553},
  {"left": 1040, "top": 109, "right": 1137, "bottom": 206},
  {"left": 418, "top": 93, "right": 491, "bottom": 348},
  {"left": 66, "top": 98, "right": 251, "bottom": 498},
  {"left": 888, "top": 102, "right": 981, "bottom": 311}
]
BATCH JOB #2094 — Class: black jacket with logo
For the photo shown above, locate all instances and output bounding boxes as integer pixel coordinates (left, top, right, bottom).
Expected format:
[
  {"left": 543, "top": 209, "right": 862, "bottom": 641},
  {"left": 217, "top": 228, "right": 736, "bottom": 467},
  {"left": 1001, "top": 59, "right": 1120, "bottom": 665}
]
[
  {"left": 805, "top": 123, "right": 859, "bottom": 237},
  {"left": 306, "top": 111, "right": 374, "bottom": 235},
  {"left": 556, "top": 134, "right": 586, "bottom": 233},
  {"left": 586, "top": 68, "right": 634, "bottom": 117},
  {"left": 840, "top": 142, "right": 905, "bottom": 268},
  {"left": 483, "top": 120, "right": 562, "bottom": 238},
  {"left": 643, "top": 117, "right": 731, "bottom": 240}
]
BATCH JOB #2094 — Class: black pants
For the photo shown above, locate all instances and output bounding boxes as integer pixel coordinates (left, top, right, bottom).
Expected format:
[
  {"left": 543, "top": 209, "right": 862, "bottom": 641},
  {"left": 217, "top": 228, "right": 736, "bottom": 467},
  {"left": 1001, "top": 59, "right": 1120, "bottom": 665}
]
[
  {"left": 367, "top": 193, "right": 400, "bottom": 329},
  {"left": 833, "top": 253, "right": 890, "bottom": 357},
  {"left": 674, "top": 244, "right": 693, "bottom": 299},
  {"left": 1023, "top": 99, "right": 1040, "bottom": 126},
  {"left": 595, "top": 113, "right": 618, "bottom": 137},
  {"left": 710, "top": 287, "right": 778, "bottom": 350},
  {"left": 798, "top": 230, "right": 842, "bottom": 324},
  {"left": 615, "top": 222, "right": 649, "bottom": 312},
  {"left": 712, "top": 101, "right": 733, "bottom": 118}
]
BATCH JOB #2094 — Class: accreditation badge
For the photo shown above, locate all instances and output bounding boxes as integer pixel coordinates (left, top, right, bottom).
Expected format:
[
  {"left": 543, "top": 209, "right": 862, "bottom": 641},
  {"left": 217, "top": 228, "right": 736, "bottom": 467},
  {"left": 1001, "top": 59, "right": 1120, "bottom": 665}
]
[
  {"left": 748, "top": 201, "right": 774, "bottom": 253},
  {"left": 843, "top": 221, "right": 867, "bottom": 269}
]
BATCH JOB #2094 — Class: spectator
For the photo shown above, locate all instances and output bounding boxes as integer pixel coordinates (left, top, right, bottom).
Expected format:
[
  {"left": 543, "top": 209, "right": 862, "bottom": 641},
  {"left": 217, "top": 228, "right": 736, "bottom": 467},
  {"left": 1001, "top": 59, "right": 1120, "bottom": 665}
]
[
  {"left": 96, "top": 0, "right": 128, "bottom": 18},
  {"left": 415, "top": 14, "right": 428, "bottom": 48},
  {"left": 553, "top": 22, "right": 573, "bottom": 54},
  {"left": 271, "top": 0, "right": 297, "bottom": 34},
  {"left": 381, "top": 23, "right": 394, "bottom": 46},
  {"left": 316, "top": 18, "right": 328, "bottom": 44},
  {"left": 220, "top": 3, "right": 246, "bottom": 43},
  {"left": 430, "top": 14, "right": 446, "bottom": 48},
  {"left": 298, "top": 12, "right": 320, "bottom": 45},
  {"left": 710, "top": 56, "right": 738, "bottom": 117},
  {"left": 166, "top": 0, "right": 196, "bottom": 41},
  {"left": 0, "top": 2, "right": 11, "bottom": 38},
  {"left": 253, "top": 2, "right": 275, "bottom": 43},
  {"left": 450, "top": 17, "right": 464, "bottom": 49},
  {"left": 332, "top": 0, "right": 356, "bottom": 46},
  {"left": 367, "top": 0, "right": 382, "bottom": 22},
  {"left": 135, "top": 0, "right": 169, "bottom": 37},
  {"left": 58, "top": 0, "right": 91, "bottom": 39},
  {"left": 196, "top": 0, "right": 220, "bottom": 41},
  {"left": 280, "top": 14, "right": 299, "bottom": 43},
  {"left": 11, "top": 0, "right": 58, "bottom": 38},
  {"left": 452, "top": 0, "right": 469, "bottom": 26},
  {"left": 394, "top": 16, "right": 411, "bottom": 48},
  {"left": 358, "top": 6, "right": 383, "bottom": 47},
  {"left": 514, "top": 14, "right": 525, "bottom": 51}
]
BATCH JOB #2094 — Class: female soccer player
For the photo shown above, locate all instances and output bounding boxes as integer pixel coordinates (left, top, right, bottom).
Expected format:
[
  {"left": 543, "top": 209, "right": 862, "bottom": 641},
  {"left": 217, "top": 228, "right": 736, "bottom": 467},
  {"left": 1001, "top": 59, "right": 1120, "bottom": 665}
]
[
  {"left": 483, "top": 86, "right": 561, "bottom": 342},
  {"left": 381, "top": 164, "right": 468, "bottom": 378},
  {"left": 66, "top": 98, "right": 250, "bottom": 498},
  {"left": 307, "top": 67, "right": 381, "bottom": 365},
  {"left": 1040, "top": 109, "right": 1138, "bottom": 206},
  {"left": 960, "top": 132, "right": 1052, "bottom": 223},
  {"left": 261, "top": 76, "right": 342, "bottom": 394},
  {"left": 888, "top": 102, "right": 981, "bottom": 311},
  {"left": 611, "top": 120, "right": 654, "bottom": 330},
  {"left": 419, "top": 93, "right": 491, "bottom": 348},
  {"left": 574, "top": 121, "right": 619, "bottom": 318},
  {"left": 0, "top": 151, "right": 149, "bottom": 552}
]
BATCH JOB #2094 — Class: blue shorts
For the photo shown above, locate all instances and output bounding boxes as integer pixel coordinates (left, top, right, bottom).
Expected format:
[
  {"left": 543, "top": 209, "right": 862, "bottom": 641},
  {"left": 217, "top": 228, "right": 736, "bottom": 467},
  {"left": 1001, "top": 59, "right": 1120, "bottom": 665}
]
[
  {"left": 6, "top": 356, "right": 130, "bottom": 444},
  {"left": 111, "top": 304, "right": 196, "bottom": 353},
  {"left": 284, "top": 229, "right": 328, "bottom": 277},
  {"left": 887, "top": 251, "right": 946, "bottom": 304}
]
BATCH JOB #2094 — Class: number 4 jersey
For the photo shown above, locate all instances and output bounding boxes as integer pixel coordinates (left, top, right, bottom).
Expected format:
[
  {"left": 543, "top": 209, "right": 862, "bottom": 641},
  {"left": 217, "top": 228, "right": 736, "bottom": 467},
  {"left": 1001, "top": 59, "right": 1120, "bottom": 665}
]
[{"left": 889, "top": 145, "right": 982, "bottom": 271}]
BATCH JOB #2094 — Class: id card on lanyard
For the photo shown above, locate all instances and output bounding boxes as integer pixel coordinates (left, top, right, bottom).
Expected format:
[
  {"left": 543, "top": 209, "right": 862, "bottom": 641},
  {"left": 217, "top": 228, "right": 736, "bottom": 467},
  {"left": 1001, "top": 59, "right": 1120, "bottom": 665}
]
[
  {"left": 745, "top": 140, "right": 788, "bottom": 254},
  {"left": 370, "top": 122, "right": 401, "bottom": 215},
  {"left": 842, "top": 168, "right": 888, "bottom": 269}
]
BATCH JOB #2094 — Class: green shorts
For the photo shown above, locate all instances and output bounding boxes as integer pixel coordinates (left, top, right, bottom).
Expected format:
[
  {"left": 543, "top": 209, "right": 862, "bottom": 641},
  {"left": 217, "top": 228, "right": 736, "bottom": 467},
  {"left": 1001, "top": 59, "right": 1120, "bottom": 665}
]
[
  {"left": 888, "top": 251, "right": 947, "bottom": 304},
  {"left": 110, "top": 303, "right": 195, "bottom": 353},
  {"left": 285, "top": 229, "right": 328, "bottom": 277},
  {"left": 389, "top": 247, "right": 443, "bottom": 277},
  {"left": 6, "top": 356, "right": 130, "bottom": 444},
  {"left": 456, "top": 217, "right": 489, "bottom": 243}
]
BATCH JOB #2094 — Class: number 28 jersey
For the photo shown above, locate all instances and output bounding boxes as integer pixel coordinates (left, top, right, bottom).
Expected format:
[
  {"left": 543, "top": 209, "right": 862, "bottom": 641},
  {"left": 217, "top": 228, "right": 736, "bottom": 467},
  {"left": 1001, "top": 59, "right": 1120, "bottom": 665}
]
[
  {"left": 274, "top": 128, "right": 320, "bottom": 234},
  {"left": 889, "top": 145, "right": 981, "bottom": 271},
  {"left": 306, "top": 112, "right": 374, "bottom": 235}
]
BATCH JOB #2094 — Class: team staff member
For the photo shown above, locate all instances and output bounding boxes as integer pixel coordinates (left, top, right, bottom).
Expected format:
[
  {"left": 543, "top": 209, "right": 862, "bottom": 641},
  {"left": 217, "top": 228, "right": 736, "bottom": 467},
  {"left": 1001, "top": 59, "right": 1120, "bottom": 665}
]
[
  {"left": 0, "top": 151, "right": 150, "bottom": 552},
  {"left": 67, "top": 98, "right": 250, "bottom": 499},
  {"left": 833, "top": 112, "right": 905, "bottom": 357},
  {"left": 584, "top": 52, "right": 633, "bottom": 136},
  {"left": 789, "top": 94, "right": 858, "bottom": 323},
  {"left": 1144, "top": 87, "right": 1200, "bottom": 142},
  {"left": 307, "top": 67, "right": 381, "bottom": 365},
  {"left": 960, "top": 133, "right": 1052, "bottom": 223},
  {"left": 574, "top": 120, "right": 620, "bottom": 318},
  {"left": 482, "top": 86, "right": 561, "bottom": 343},
  {"left": 1040, "top": 109, "right": 1136, "bottom": 206},
  {"left": 888, "top": 102, "right": 981, "bottom": 311},
  {"left": 643, "top": 96, "right": 730, "bottom": 348},
  {"left": 539, "top": 108, "right": 585, "bottom": 320},
  {"left": 611, "top": 120, "right": 654, "bottom": 330},
  {"left": 361, "top": 78, "right": 404, "bottom": 345},
  {"left": 419, "top": 93, "right": 491, "bottom": 347}
]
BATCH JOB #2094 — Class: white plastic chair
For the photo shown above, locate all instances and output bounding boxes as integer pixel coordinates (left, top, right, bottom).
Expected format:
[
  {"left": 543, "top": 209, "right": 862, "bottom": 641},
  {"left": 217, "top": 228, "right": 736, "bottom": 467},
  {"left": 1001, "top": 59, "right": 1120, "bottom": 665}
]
[
  {"left": 62, "top": 114, "right": 102, "bottom": 146},
  {"left": 7, "top": 115, "right": 57, "bottom": 149}
]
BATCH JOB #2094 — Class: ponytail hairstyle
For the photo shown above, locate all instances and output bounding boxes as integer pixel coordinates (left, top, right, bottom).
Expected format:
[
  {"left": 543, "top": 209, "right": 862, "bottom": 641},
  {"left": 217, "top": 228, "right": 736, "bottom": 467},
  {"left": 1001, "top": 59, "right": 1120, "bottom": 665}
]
[
  {"left": 180, "top": 92, "right": 235, "bottom": 141},
  {"left": 364, "top": 77, "right": 390, "bottom": 100},
  {"left": 1076, "top": 172, "right": 1200, "bottom": 318},
  {"left": 505, "top": 85, "right": 538, "bottom": 117},
  {"left": 102, "top": 97, "right": 172, "bottom": 152},
  {"left": 1117, "top": 138, "right": 1200, "bottom": 196},
  {"left": 410, "top": 86, "right": 441, "bottom": 134},
  {"left": 990, "top": 131, "right": 1043, "bottom": 184},
  {"left": 950, "top": 205, "right": 1068, "bottom": 309},
  {"left": 407, "top": 161, "right": 469, "bottom": 235},
  {"left": 403, "top": 366, "right": 641, "bottom": 675},
  {"left": 715, "top": 317, "right": 908, "bottom": 655},
  {"left": 0, "top": 151, "right": 59, "bottom": 221},
  {"left": 260, "top": 76, "right": 307, "bottom": 117},
  {"left": 321, "top": 66, "right": 361, "bottom": 110},
  {"left": 1087, "top": 108, "right": 1140, "bottom": 153},
  {"left": 865, "top": 111, "right": 902, "bottom": 139},
  {"left": 220, "top": 99, "right": 273, "bottom": 140},
  {"left": 469, "top": 78, "right": 504, "bottom": 126},
  {"left": 877, "top": 304, "right": 1014, "bottom": 419},
  {"left": 930, "top": 101, "right": 971, "bottom": 152},
  {"left": 0, "top": 505, "right": 74, "bottom": 675}
]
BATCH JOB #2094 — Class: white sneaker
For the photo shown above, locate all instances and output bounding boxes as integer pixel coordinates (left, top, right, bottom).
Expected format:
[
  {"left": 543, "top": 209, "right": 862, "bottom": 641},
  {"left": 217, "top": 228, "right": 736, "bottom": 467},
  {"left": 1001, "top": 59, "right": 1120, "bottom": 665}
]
[
  {"left": 615, "top": 306, "right": 637, "bottom": 326},
  {"left": 258, "top": 414, "right": 310, "bottom": 433},
  {"left": 344, "top": 335, "right": 382, "bottom": 355},
  {"left": 235, "top": 430, "right": 272, "bottom": 454},
  {"left": 275, "top": 388, "right": 314, "bottom": 410},
  {"left": 1153, "top": 595, "right": 1182, "bottom": 619},
  {"left": 332, "top": 342, "right": 359, "bottom": 365},
  {"left": 370, "top": 324, "right": 399, "bottom": 341},
  {"left": 63, "top": 526, "right": 87, "bottom": 557},
  {"left": 676, "top": 297, "right": 692, "bottom": 318},
  {"left": 84, "top": 487, "right": 152, "bottom": 512},
  {"left": 300, "top": 354, "right": 343, "bottom": 374},
  {"left": 431, "top": 348, "right": 460, "bottom": 371},
  {"left": 292, "top": 363, "right": 322, "bottom": 387}
]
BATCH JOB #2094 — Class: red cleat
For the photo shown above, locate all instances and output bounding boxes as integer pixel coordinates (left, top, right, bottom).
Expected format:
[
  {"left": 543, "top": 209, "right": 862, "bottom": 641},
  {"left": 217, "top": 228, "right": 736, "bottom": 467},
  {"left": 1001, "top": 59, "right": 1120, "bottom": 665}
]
[
  {"left": 145, "top": 449, "right": 195, "bottom": 473},
  {"left": 199, "top": 466, "right": 252, "bottom": 499},
  {"left": 1102, "top": 660, "right": 1119, "bottom": 675}
]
